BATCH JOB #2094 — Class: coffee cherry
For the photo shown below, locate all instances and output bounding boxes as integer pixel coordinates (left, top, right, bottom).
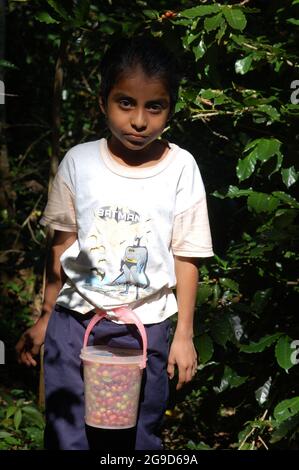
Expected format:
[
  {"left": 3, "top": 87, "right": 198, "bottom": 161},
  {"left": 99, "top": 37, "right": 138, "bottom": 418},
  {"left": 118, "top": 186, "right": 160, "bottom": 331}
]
[
  {"left": 161, "top": 10, "right": 176, "bottom": 20},
  {"left": 165, "top": 10, "right": 176, "bottom": 18}
]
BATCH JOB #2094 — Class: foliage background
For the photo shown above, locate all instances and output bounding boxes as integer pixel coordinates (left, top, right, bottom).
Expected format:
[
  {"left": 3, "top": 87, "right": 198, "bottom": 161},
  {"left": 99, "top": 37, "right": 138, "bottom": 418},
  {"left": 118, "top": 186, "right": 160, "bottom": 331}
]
[{"left": 0, "top": 0, "right": 298, "bottom": 450}]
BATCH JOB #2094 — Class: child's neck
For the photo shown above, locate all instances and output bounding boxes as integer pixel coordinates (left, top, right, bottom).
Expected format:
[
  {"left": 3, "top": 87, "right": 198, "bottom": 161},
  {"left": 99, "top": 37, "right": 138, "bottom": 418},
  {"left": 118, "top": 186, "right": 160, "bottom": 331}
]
[{"left": 107, "top": 137, "right": 169, "bottom": 168}]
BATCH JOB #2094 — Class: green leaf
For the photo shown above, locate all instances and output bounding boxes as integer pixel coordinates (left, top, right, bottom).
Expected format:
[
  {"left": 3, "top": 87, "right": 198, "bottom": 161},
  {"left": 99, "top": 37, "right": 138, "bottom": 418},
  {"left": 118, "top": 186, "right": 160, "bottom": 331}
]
[
  {"left": 204, "top": 13, "right": 223, "bottom": 32},
  {"left": 235, "top": 55, "right": 252, "bottom": 74},
  {"left": 214, "top": 366, "right": 248, "bottom": 393},
  {"left": 252, "top": 138, "right": 281, "bottom": 162},
  {"left": 215, "top": 21, "right": 227, "bottom": 43},
  {"left": 194, "top": 334, "right": 214, "bottom": 364},
  {"left": 211, "top": 314, "right": 232, "bottom": 347},
  {"left": 11, "top": 389, "right": 26, "bottom": 397},
  {"left": 212, "top": 186, "right": 252, "bottom": 200},
  {"left": 219, "top": 277, "right": 239, "bottom": 292},
  {"left": 214, "top": 95, "right": 229, "bottom": 106},
  {"left": 179, "top": 5, "right": 220, "bottom": 19},
  {"left": 250, "top": 289, "right": 272, "bottom": 315},
  {"left": 192, "top": 39, "right": 206, "bottom": 61},
  {"left": 223, "top": 7, "right": 247, "bottom": 30},
  {"left": 22, "top": 406, "right": 45, "bottom": 429},
  {"left": 0, "top": 431, "right": 12, "bottom": 439},
  {"left": 35, "top": 12, "right": 59, "bottom": 24},
  {"left": 231, "top": 34, "right": 247, "bottom": 46},
  {"left": 24, "top": 426, "right": 44, "bottom": 447},
  {"left": 14, "top": 408, "right": 22, "bottom": 430},
  {"left": 237, "top": 153, "right": 257, "bottom": 181},
  {"left": 272, "top": 191, "right": 299, "bottom": 208},
  {"left": 172, "top": 17, "right": 193, "bottom": 26},
  {"left": 196, "top": 283, "right": 213, "bottom": 305},
  {"left": 249, "top": 244, "right": 273, "bottom": 258},
  {"left": 3, "top": 436, "right": 20, "bottom": 446},
  {"left": 281, "top": 166, "right": 298, "bottom": 188},
  {"left": 240, "top": 333, "right": 282, "bottom": 353},
  {"left": 184, "top": 32, "right": 200, "bottom": 46},
  {"left": 174, "top": 100, "right": 185, "bottom": 113},
  {"left": 270, "top": 415, "right": 299, "bottom": 443},
  {"left": 47, "top": 0, "right": 70, "bottom": 20},
  {"left": 6, "top": 406, "right": 16, "bottom": 419},
  {"left": 213, "top": 253, "right": 229, "bottom": 269},
  {"left": 270, "top": 150, "right": 283, "bottom": 176},
  {"left": 187, "top": 440, "right": 213, "bottom": 450},
  {"left": 0, "top": 59, "right": 17, "bottom": 69},
  {"left": 287, "top": 18, "right": 299, "bottom": 25},
  {"left": 273, "top": 209, "right": 297, "bottom": 231},
  {"left": 243, "top": 138, "right": 260, "bottom": 152},
  {"left": 274, "top": 397, "right": 299, "bottom": 424},
  {"left": 275, "top": 336, "right": 294, "bottom": 372},
  {"left": 211, "top": 283, "right": 221, "bottom": 308},
  {"left": 200, "top": 88, "right": 222, "bottom": 99},
  {"left": 247, "top": 192, "right": 280, "bottom": 213},
  {"left": 226, "top": 185, "right": 253, "bottom": 198},
  {"left": 142, "top": 10, "right": 159, "bottom": 19},
  {"left": 239, "top": 138, "right": 283, "bottom": 179},
  {"left": 257, "top": 104, "right": 280, "bottom": 122},
  {"left": 238, "top": 424, "right": 253, "bottom": 447}
]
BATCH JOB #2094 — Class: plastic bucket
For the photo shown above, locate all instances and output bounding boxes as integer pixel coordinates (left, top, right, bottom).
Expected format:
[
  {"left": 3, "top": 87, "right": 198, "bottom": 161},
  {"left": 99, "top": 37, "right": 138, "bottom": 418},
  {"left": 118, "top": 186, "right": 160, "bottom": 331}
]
[
  {"left": 80, "top": 308, "right": 147, "bottom": 429},
  {"left": 80, "top": 345, "right": 144, "bottom": 429}
]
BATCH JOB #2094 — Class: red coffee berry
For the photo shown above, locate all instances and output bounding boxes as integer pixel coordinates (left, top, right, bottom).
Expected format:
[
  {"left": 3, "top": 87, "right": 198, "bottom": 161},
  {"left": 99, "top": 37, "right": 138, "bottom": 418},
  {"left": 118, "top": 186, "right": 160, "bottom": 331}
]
[{"left": 165, "top": 10, "right": 176, "bottom": 18}]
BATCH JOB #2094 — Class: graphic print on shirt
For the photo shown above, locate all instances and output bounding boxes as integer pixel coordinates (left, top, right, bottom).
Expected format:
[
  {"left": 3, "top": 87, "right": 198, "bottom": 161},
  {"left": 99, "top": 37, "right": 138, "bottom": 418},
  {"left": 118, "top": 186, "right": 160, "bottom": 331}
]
[{"left": 81, "top": 205, "right": 152, "bottom": 302}]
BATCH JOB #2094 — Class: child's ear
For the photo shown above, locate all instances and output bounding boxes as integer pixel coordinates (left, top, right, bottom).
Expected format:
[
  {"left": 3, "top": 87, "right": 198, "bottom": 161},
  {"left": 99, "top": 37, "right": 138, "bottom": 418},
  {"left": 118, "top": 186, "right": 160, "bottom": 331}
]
[{"left": 99, "top": 96, "right": 106, "bottom": 115}]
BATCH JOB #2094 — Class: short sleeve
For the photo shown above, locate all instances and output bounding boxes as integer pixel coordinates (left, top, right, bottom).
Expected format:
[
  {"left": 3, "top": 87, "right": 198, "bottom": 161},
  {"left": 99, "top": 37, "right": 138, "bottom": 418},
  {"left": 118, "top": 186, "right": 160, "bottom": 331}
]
[
  {"left": 171, "top": 154, "right": 214, "bottom": 257},
  {"left": 40, "top": 155, "right": 77, "bottom": 232}
]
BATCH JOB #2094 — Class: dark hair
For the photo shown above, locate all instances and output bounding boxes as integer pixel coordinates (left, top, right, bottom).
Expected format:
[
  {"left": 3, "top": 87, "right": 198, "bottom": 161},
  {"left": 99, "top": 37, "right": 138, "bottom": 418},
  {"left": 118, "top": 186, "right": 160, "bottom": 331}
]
[{"left": 100, "top": 36, "right": 180, "bottom": 115}]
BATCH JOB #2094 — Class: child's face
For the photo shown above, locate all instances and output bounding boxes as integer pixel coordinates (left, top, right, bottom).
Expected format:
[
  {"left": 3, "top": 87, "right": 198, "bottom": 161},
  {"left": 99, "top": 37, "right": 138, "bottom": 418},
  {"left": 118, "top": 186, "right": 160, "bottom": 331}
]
[{"left": 100, "top": 67, "right": 170, "bottom": 155}]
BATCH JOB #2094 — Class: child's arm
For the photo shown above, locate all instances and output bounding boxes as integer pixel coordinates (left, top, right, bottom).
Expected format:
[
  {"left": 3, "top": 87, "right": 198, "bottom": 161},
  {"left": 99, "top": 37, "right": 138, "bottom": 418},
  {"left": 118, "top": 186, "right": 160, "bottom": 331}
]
[
  {"left": 167, "top": 256, "right": 199, "bottom": 390},
  {"left": 16, "top": 230, "right": 77, "bottom": 367}
]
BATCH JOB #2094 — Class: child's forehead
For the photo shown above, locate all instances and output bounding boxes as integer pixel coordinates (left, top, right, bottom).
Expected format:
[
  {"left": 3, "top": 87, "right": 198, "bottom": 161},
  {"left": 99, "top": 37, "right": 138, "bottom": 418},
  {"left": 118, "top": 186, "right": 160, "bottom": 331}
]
[{"left": 111, "top": 66, "right": 170, "bottom": 98}]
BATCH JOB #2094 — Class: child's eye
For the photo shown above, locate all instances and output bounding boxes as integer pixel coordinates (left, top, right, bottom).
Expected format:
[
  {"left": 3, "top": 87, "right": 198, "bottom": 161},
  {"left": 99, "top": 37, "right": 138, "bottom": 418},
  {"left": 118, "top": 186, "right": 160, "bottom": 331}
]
[
  {"left": 119, "top": 99, "right": 133, "bottom": 109},
  {"left": 147, "top": 103, "right": 163, "bottom": 113}
]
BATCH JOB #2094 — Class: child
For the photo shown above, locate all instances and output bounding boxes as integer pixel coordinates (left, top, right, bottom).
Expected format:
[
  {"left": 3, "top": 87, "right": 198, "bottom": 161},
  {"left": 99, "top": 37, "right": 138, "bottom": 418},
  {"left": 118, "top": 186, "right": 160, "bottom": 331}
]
[{"left": 16, "top": 36, "right": 214, "bottom": 450}]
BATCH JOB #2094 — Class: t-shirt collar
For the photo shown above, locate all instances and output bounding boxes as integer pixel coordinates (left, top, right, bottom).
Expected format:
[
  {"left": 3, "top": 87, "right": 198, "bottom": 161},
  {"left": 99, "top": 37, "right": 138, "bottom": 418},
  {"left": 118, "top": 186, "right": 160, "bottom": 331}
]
[{"left": 100, "top": 138, "right": 178, "bottom": 179}]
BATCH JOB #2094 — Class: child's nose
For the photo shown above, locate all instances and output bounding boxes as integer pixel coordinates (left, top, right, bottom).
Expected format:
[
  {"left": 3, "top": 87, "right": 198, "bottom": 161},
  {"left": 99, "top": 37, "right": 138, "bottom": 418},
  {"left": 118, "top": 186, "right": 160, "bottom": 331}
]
[{"left": 130, "top": 109, "right": 147, "bottom": 131}]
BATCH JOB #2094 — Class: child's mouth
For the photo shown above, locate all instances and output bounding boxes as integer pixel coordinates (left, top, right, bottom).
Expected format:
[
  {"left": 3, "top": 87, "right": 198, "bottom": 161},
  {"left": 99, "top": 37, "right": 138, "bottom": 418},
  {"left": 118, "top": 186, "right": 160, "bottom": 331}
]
[{"left": 125, "top": 133, "right": 148, "bottom": 143}]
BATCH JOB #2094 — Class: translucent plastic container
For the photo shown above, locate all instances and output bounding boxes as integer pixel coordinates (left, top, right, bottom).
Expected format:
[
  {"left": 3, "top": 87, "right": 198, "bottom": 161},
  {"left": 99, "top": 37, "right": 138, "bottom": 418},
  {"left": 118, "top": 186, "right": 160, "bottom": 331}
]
[{"left": 80, "top": 345, "right": 143, "bottom": 429}]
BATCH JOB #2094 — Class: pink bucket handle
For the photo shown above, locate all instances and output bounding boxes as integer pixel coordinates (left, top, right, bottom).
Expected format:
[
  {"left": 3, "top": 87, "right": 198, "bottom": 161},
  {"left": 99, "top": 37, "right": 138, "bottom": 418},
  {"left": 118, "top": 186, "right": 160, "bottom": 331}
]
[
  {"left": 83, "top": 307, "right": 147, "bottom": 369},
  {"left": 83, "top": 309, "right": 107, "bottom": 348}
]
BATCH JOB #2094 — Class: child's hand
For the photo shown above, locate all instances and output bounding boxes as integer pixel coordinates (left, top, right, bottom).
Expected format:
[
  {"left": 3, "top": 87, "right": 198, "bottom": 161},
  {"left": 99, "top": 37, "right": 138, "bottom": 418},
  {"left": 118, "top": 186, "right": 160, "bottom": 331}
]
[
  {"left": 15, "top": 314, "right": 50, "bottom": 367},
  {"left": 167, "top": 334, "right": 198, "bottom": 390}
]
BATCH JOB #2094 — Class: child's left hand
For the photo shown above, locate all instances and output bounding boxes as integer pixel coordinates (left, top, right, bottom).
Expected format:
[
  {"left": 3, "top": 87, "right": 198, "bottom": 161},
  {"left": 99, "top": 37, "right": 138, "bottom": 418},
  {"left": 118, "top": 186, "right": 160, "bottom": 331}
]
[{"left": 167, "top": 334, "right": 198, "bottom": 390}]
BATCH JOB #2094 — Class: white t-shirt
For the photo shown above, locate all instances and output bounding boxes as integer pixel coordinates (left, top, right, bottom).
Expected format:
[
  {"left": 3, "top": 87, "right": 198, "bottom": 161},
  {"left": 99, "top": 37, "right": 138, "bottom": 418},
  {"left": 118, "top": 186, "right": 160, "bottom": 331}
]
[{"left": 40, "top": 138, "right": 214, "bottom": 324}]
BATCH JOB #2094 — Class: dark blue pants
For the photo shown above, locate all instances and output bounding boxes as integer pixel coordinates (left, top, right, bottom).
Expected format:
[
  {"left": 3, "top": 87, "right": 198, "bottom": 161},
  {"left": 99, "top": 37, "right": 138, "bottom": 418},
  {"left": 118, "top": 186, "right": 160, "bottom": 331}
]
[{"left": 44, "top": 305, "right": 171, "bottom": 450}]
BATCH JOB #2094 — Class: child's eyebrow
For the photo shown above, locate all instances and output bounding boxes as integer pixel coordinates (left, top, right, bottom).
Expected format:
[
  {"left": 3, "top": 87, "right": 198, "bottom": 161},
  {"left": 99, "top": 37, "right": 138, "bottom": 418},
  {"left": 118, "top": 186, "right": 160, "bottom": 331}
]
[
  {"left": 112, "top": 93, "right": 169, "bottom": 106},
  {"left": 112, "top": 92, "right": 134, "bottom": 100},
  {"left": 146, "top": 98, "right": 169, "bottom": 106}
]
